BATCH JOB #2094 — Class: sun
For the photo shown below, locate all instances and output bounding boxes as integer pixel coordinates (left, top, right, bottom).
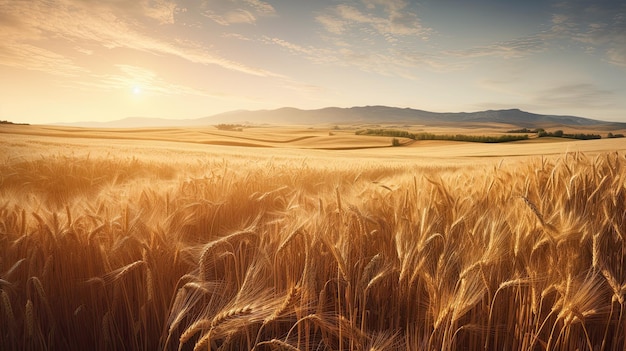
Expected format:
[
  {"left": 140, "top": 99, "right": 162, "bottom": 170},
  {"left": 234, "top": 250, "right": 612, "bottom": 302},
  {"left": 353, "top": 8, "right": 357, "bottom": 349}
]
[{"left": 132, "top": 86, "right": 142, "bottom": 95}]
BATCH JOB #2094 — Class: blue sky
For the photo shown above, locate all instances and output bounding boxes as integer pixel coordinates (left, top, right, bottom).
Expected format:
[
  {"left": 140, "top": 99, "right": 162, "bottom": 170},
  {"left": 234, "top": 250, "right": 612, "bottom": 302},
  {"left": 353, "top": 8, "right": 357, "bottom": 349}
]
[{"left": 1, "top": 0, "right": 625, "bottom": 123}]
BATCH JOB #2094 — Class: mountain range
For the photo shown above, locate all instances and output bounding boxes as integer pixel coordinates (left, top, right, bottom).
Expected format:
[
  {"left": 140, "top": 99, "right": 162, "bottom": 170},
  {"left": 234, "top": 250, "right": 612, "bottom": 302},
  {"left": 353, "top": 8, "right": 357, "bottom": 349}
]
[{"left": 55, "top": 106, "right": 626, "bottom": 129}]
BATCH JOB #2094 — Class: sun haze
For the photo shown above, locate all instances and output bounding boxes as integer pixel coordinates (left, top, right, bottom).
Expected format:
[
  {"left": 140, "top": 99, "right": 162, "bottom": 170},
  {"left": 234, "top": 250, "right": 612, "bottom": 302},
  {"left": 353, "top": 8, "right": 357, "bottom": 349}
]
[{"left": 0, "top": 0, "right": 625, "bottom": 124}]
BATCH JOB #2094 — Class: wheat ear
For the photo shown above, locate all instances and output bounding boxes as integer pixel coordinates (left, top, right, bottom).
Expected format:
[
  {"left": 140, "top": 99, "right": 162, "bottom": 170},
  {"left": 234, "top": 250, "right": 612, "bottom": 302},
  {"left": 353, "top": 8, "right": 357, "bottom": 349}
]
[
  {"left": 258, "top": 339, "right": 302, "bottom": 351},
  {"left": 1, "top": 289, "right": 15, "bottom": 326},
  {"left": 25, "top": 299, "right": 34, "bottom": 339},
  {"left": 264, "top": 286, "right": 300, "bottom": 325},
  {"left": 179, "top": 319, "right": 212, "bottom": 346},
  {"left": 211, "top": 305, "right": 254, "bottom": 328}
]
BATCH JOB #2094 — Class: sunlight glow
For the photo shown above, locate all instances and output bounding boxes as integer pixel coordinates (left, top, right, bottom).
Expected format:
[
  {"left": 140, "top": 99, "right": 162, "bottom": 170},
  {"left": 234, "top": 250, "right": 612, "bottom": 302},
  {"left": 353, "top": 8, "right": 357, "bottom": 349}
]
[{"left": 132, "top": 86, "right": 141, "bottom": 95}]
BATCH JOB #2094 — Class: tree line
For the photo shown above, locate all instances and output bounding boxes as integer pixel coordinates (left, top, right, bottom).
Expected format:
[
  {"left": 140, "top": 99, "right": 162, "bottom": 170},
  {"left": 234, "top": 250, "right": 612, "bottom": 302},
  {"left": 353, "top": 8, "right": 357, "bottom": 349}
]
[
  {"left": 508, "top": 128, "right": 623, "bottom": 140},
  {"left": 356, "top": 129, "right": 529, "bottom": 143}
]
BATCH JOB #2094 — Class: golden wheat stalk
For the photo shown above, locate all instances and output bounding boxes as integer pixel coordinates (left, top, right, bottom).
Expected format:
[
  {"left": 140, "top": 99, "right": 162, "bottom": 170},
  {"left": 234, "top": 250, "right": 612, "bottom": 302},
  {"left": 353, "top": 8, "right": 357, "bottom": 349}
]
[
  {"left": 257, "top": 338, "right": 302, "bottom": 351},
  {"left": 1, "top": 289, "right": 15, "bottom": 327},
  {"left": 211, "top": 305, "right": 254, "bottom": 329},
  {"left": 25, "top": 299, "right": 34, "bottom": 339},
  {"left": 264, "top": 286, "right": 300, "bottom": 325},
  {"left": 179, "top": 319, "right": 212, "bottom": 346}
]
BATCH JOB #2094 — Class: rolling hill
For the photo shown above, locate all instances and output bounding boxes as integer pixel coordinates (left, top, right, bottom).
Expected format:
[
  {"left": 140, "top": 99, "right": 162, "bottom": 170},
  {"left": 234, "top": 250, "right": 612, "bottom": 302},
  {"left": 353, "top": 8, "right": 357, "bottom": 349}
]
[{"left": 55, "top": 106, "right": 626, "bottom": 129}]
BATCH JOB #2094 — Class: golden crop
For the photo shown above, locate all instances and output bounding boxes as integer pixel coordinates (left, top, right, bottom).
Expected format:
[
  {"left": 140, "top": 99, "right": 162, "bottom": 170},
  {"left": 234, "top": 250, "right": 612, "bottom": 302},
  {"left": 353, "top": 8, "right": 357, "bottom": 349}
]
[{"left": 1, "top": 150, "right": 625, "bottom": 350}]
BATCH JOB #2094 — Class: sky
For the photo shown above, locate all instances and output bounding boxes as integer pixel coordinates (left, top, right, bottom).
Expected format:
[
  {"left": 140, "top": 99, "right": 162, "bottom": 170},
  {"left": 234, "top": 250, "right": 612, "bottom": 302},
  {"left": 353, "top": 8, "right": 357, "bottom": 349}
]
[{"left": 1, "top": 0, "right": 625, "bottom": 124}]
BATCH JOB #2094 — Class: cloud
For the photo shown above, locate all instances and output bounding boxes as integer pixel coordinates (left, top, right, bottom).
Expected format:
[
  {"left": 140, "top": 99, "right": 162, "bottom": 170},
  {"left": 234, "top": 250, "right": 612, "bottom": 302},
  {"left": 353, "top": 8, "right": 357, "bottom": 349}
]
[
  {"left": 0, "top": 0, "right": 282, "bottom": 78},
  {"left": 262, "top": 34, "right": 450, "bottom": 80},
  {"left": 534, "top": 83, "right": 616, "bottom": 108},
  {"left": 443, "top": 36, "right": 546, "bottom": 60},
  {"left": 282, "top": 0, "right": 443, "bottom": 77},
  {"left": 145, "top": 0, "right": 178, "bottom": 24},
  {"left": 204, "top": 9, "right": 256, "bottom": 25},
  {"left": 548, "top": 13, "right": 574, "bottom": 36},
  {"left": 607, "top": 46, "right": 626, "bottom": 67},
  {"left": 444, "top": 2, "right": 626, "bottom": 67},
  {"left": 222, "top": 33, "right": 252, "bottom": 41},
  {"left": 243, "top": 0, "right": 275, "bottom": 15},
  {"left": 315, "top": 15, "right": 346, "bottom": 35},
  {"left": 547, "top": 1, "right": 626, "bottom": 67},
  {"left": 0, "top": 44, "right": 88, "bottom": 77},
  {"left": 316, "top": 0, "right": 431, "bottom": 41},
  {"left": 201, "top": 0, "right": 275, "bottom": 26},
  {"left": 263, "top": 37, "right": 315, "bottom": 56},
  {"left": 261, "top": 36, "right": 339, "bottom": 65},
  {"left": 62, "top": 0, "right": 178, "bottom": 25}
]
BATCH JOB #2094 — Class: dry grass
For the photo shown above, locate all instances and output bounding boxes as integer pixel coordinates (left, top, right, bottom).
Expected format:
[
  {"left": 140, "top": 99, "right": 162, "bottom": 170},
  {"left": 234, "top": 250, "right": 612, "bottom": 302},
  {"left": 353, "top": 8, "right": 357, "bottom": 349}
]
[{"left": 1, "top": 128, "right": 625, "bottom": 350}]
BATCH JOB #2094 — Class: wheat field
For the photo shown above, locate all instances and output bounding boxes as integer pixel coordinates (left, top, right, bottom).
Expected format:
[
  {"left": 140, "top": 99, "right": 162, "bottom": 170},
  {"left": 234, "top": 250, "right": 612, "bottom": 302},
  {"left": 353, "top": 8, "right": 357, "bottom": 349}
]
[{"left": 1, "top": 128, "right": 625, "bottom": 350}]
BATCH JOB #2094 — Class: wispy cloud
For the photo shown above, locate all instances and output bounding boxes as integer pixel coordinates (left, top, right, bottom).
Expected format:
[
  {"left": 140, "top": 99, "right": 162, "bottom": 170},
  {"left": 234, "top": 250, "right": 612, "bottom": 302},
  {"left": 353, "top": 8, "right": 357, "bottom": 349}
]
[
  {"left": 262, "top": 33, "right": 451, "bottom": 80},
  {"left": 606, "top": 46, "right": 626, "bottom": 67},
  {"left": 204, "top": 9, "right": 256, "bottom": 25},
  {"left": 0, "top": 0, "right": 282, "bottom": 78},
  {"left": 308, "top": 1, "right": 556, "bottom": 76},
  {"left": 316, "top": 0, "right": 431, "bottom": 42},
  {"left": 0, "top": 44, "right": 87, "bottom": 77},
  {"left": 261, "top": 36, "right": 339, "bottom": 65},
  {"left": 443, "top": 36, "right": 546, "bottom": 59},
  {"left": 548, "top": 1, "right": 626, "bottom": 67},
  {"left": 264, "top": 29, "right": 528, "bottom": 78},
  {"left": 548, "top": 13, "right": 574, "bottom": 36},
  {"left": 201, "top": 0, "right": 275, "bottom": 25},
  {"left": 145, "top": 0, "right": 178, "bottom": 24},
  {"left": 534, "top": 83, "right": 616, "bottom": 108},
  {"left": 255, "top": 1, "right": 446, "bottom": 78},
  {"left": 441, "top": 2, "right": 626, "bottom": 68}
]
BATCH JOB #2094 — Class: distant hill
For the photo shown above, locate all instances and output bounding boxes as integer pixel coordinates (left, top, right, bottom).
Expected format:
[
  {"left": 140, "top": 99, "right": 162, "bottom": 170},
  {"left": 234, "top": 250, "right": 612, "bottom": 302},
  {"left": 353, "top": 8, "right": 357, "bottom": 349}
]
[{"left": 54, "top": 106, "right": 626, "bottom": 129}]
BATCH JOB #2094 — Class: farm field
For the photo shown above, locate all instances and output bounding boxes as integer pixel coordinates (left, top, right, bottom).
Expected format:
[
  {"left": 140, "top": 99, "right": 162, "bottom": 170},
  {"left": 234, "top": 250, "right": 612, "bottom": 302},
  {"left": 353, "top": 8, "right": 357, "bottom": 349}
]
[{"left": 1, "top": 124, "right": 626, "bottom": 350}]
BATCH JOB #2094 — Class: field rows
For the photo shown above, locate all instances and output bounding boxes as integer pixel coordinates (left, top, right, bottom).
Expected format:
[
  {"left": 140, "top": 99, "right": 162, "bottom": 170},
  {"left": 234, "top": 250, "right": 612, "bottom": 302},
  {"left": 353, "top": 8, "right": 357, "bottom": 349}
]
[{"left": 1, "top": 132, "right": 625, "bottom": 350}]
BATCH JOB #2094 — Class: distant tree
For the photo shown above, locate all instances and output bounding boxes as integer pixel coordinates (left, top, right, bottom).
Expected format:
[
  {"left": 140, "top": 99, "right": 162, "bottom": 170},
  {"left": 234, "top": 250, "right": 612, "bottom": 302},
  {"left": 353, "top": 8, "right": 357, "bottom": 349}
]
[
  {"left": 355, "top": 129, "right": 528, "bottom": 143},
  {"left": 567, "top": 133, "right": 601, "bottom": 140},
  {"left": 0, "top": 120, "right": 29, "bottom": 125},
  {"left": 507, "top": 128, "right": 538, "bottom": 133},
  {"left": 215, "top": 124, "right": 244, "bottom": 131},
  {"left": 537, "top": 129, "right": 601, "bottom": 140}
]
